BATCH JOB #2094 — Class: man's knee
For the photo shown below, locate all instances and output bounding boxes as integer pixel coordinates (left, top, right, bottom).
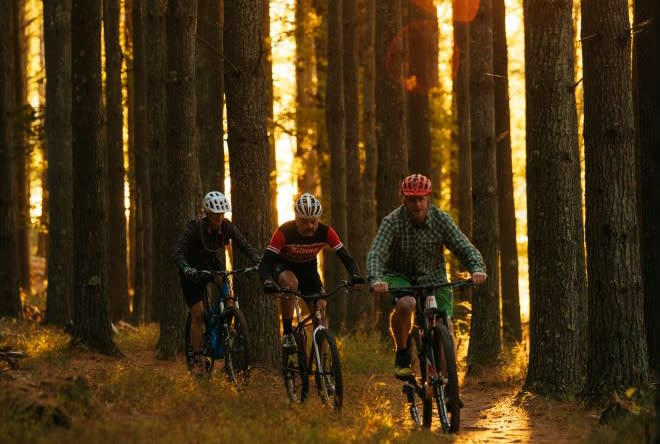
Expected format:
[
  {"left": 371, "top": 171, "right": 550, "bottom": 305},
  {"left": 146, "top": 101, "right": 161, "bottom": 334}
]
[
  {"left": 394, "top": 296, "right": 415, "bottom": 315},
  {"left": 278, "top": 270, "right": 298, "bottom": 290},
  {"left": 190, "top": 303, "right": 204, "bottom": 323}
]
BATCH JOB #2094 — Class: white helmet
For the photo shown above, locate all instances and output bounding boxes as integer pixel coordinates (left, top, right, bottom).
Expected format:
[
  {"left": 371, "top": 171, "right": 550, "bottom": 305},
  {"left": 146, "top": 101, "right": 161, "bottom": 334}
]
[
  {"left": 203, "top": 191, "right": 231, "bottom": 214},
  {"left": 295, "top": 193, "right": 323, "bottom": 218}
]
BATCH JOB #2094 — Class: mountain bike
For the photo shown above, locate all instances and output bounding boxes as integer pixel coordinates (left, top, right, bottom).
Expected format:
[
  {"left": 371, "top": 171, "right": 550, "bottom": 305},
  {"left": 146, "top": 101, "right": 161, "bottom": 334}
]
[
  {"left": 275, "top": 280, "right": 358, "bottom": 410},
  {"left": 184, "top": 265, "right": 257, "bottom": 386},
  {"left": 390, "top": 279, "right": 473, "bottom": 433}
]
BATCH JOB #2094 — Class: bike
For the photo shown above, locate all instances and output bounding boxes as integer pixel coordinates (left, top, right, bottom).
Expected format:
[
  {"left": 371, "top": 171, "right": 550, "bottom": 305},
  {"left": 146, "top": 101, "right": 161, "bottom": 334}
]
[
  {"left": 275, "top": 281, "right": 357, "bottom": 410},
  {"left": 390, "top": 279, "right": 473, "bottom": 433},
  {"left": 184, "top": 265, "right": 257, "bottom": 386}
]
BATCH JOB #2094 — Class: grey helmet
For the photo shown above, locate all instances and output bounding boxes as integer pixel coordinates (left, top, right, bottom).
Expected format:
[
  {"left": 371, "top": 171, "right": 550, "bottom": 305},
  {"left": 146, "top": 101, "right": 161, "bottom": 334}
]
[
  {"left": 203, "top": 191, "right": 231, "bottom": 214},
  {"left": 295, "top": 193, "right": 323, "bottom": 218}
]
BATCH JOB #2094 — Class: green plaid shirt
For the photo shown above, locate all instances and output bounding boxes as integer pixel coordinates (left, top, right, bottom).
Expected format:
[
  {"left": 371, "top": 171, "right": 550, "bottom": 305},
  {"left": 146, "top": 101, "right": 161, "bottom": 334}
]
[{"left": 367, "top": 205, "right": 485, "bottom": 285}]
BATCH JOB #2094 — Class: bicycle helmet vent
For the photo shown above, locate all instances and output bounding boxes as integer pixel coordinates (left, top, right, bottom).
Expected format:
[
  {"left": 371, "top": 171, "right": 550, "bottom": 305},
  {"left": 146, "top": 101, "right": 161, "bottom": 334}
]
[
  {"left": 294, "top": 193, "right": 323, "bottom": 218},
  {"left": 401, "top": 174, "right": 432, "bottom": 196},
  {"left": 203, "top": 191, "right": 231, "bottom": 214}
]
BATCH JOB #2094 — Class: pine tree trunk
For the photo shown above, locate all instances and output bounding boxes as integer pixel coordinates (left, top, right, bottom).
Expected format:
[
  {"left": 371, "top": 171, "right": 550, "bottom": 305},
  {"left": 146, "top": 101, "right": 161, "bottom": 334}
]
[
  {"left": 523, "top": 0, "right": 587, "bottom": 395},
  {"left": 104, "top": 0, "right": 130, "bottom": 323},
  {"left": 582, "top": 0, "right": 648, "bottom": 397},
  {"left": 0, "top": 1, "right": 21, "bottom": 318},
  {"left": 493, "top": 0, "right": 521, "bottom": 343},
  {"left": 633, "top": 0, "right": 660, "bottom": 373},
  {"left": 225, "top": 0, "right": 280, "bottom": 368},
  {"left": 466, "top": 0, "right": 501, "bottom": 369},
  {"left": 196, "top": 0, "right": 224, "bottom": 193},
  {"left": 71, "top": 0, "right": 119, "bottom": 355},
  {"left": 157, "top": 0, "right": 199, "bottom": 359},
  {"left": 146, "top": 0, "right": 168, "bottom": 324},
  {"left": 43, "top": 0, "right": 73, "bottom": 325},
  {"left": 375, "top": 0, "right": 408, "bottom": 338}
]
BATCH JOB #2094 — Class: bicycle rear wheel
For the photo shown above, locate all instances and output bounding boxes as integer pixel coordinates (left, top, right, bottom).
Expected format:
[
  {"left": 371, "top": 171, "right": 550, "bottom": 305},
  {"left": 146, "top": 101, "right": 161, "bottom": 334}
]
[
  {"left": 224, "top": 307, "right": 251, "bottom": 386},
  {"left": 432, "top": 324, "right": 461, "bottom": 433},
  {"left": 312, "top": 329, "right": 343, "bottom": 410},
  {"left": 283, "top": 330, "right": 308, "bottom": 403}
]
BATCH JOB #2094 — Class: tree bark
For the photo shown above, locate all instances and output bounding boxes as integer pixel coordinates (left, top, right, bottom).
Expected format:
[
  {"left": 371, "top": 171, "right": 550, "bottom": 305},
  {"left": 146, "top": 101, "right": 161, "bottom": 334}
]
[
  {"left": 104, "top": 0, "right": 130, "bottom": 323},
  {"left": 523, "top": 0, "right": 587, "bottom": 395},
  {"left": 582, "top": 0, "right": 648, "bottom": 397},
  {"left": 0, "top": 0, "right": 21, "bottom": 318},
  {"left": 225, "top": 0, "right": 280, "bottom": 368},
  {"left": 466, "top": 0, "right": 501, "bottom": 369},
  {"left": 71, "top": 0, "right": 119, "bottom": 355}
]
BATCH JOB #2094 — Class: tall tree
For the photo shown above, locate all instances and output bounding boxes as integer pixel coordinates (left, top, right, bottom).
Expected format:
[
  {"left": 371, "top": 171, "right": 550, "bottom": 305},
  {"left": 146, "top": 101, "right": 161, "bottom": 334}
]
[
  {"left": 104, "top": 0, "right": 130, "bottom": 323},
  {"left": 523, "top": 0, "right": 586, "bottom": 395},
  {"left": 493, "top": 0, "right": 521, "bottom": 342},
  {"left": 196, "top": 0, "right": 224, "bottom": 193},
  {"left": 43, "top": 0, "right": 73, "bottom": 325},
  {"left": 633, "top": 0, "right": 660, "bottom": 372},
  {"left": 325, "top": 0, "right": 348, "bottom": 331},
  {"left": 130, "top": 0, "right": 152, "bottom": 324},
  {"left": 0, "top": 0, "right": 21, "bottom": 318},
  {"left": 224, "top": 0, "right": 280, "bottom": 368},
  {"left": 466, "top": 0, "right": 501, "bottom": 369},
  {"left": 375, "top": 0, "right": 408, "bottom": 336},
  {"left": 406, "top": 0, "right": 437, "bottom": 178},
  {"left": 343, "top": 0, "right": 367, "bottom": 330},
  {"left": 158, "top": 0, "right": 199, "bottom": 358},
  {"left": 146, "top": 0, "right": 168, "bottom": 323},
  {"left": 71, "top": 0, "right": 119, "bottom": 355},
  {"left": 582, "top": 0, "right": 648, "bottom": 396}
]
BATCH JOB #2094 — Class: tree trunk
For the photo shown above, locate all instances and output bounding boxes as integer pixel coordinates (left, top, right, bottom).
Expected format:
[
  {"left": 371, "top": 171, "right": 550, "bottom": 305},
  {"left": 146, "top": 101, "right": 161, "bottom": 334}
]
[
  {"left": 196, "top": 0, "right": 224, "bottom": 193},
  {"left": 633, "top": 0, "right": 660, "bottom": 372},
  {"left": 125, "top": 0, "right": 137, "bottom": 319},
  {"left": 157, "top": 0, "right": 199, "bottom": 359},
  {"left": 71, "top": 0, "right": 119, "bottom": 355},
  {"left": 466, "top": 0, "right": 501, "bottom": 370},
  {"left": 523, "top": 0, "right": 587, "bottom": 395},
  {"left": 493, "top": 0, "right": 521, "bottom": 343},
  {"left": 146, "top": 0, "right": 168, "bottom": 324},
  {"left": 406, "top": 0, "right": 437, "bottom": 179},
  {"left": 131, "top": 0, "right": 152, "bottom": 324},
  {"left": 43, "top": 0, "right": 73, "bottom": 326},
  {"left": 225, "top": 0, "right": 280, "bottom": 369},
  {"left": 375, "top": 0, "right": 408, "bottom": 337},
  {"left": 582, "top": 0, "right": 648, "bottom": 397},
  {"left": 104, "top": 0, "right": 130, "bottom": 323},
  {"left": 0, "top": 0, "right": 21, "bottom": 318}
]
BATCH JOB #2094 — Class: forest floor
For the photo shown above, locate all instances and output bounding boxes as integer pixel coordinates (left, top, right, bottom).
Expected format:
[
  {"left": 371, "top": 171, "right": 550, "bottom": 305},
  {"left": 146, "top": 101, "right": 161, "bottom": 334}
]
[{"left": 2, "top": 317, "right": 656, "bottom": 444}]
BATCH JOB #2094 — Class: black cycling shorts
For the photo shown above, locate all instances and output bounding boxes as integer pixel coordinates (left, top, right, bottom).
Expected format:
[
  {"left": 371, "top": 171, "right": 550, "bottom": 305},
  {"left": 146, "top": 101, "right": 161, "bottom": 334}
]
[{"left": 270, "top": 260, "right": 323, "bottom": 295}]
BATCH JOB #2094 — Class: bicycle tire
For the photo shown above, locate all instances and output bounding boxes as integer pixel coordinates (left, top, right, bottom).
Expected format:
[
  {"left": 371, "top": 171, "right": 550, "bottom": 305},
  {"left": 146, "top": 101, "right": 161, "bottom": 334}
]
[
  {"left": 224, "top": 307, "right": 251, "bottom": 386},
  {"left": 283, "top": 330, "right": 308, "bottom": 403},
  {"left": 312, "top": 329, "right": 343, "bottom": 410},
  {"left": 432, "top": 324, "right": 461, "bottom": 433}
]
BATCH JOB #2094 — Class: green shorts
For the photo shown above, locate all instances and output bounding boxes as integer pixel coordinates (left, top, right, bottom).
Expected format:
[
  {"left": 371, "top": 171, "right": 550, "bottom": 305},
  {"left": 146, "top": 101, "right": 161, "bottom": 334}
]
[{"left": 383, "top": 275, "right": 453, "bottom": 316}]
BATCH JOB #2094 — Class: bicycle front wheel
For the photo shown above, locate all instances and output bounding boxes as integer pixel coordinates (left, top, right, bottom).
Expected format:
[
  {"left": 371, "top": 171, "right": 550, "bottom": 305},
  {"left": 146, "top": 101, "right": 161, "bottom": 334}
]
[
  {"left": 313, "top": 329, "right": 343, "bottom": 410},
  {"left": 432, "top": 324, "right": 461, "bottom": 433},
  {"left": 224, "top": 307, "right": 251, "bottom": 387}
]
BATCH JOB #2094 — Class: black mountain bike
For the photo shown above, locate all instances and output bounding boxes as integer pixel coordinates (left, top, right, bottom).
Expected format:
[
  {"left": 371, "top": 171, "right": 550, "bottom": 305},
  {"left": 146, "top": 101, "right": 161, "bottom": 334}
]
[
  {"left": 275, "top": 281, "right": 356, "bottom": 410},
  {"left": 184, "top": 265, "right": 257, "bottom": 386},
  {"left": 390, "top": 279, "right": 473, "bottom": 433}
]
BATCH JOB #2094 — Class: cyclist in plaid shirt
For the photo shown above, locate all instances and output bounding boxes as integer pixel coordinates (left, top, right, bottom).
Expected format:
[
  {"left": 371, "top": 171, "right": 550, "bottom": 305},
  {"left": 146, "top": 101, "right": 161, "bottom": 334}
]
[{"left": 367, "top": 174, "right": 488, "bottom": 378}]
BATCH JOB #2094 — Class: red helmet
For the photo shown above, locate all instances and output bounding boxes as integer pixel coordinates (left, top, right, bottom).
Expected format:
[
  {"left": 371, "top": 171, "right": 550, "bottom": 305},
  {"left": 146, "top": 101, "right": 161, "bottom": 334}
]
[{"left": 401, "top": 174, "right": 432, "bottom": 196}]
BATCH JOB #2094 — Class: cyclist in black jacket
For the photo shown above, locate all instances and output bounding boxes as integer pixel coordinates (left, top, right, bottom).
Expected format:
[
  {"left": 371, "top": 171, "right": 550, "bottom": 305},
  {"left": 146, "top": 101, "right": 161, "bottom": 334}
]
[{"left": 174, "top": 191, "right": 261, "bottom": 376}]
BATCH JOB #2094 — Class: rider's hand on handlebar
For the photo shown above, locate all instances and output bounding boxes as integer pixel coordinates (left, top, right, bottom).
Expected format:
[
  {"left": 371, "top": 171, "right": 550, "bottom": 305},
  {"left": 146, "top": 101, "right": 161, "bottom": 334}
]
[
  {"left": 471, "top": 271, "right": 487, "bottom": 285},
  {"left": 263, "top": 280, "right": 280, "bottom": 294},
  {"left": 184, "top": 267, "right": 199, "bottom": 283},
  {"left": 370, "top": 280, "right": 389, "bottom": 293}
]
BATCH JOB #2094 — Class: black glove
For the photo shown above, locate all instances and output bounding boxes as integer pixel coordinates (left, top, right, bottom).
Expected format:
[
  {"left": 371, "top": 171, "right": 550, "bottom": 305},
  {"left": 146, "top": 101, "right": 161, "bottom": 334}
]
[
  {"left": 184, "top": 267, "right": 199, "bottom": 283},
  {"left": 350, "top": 275, "right": 365, "bottom": 286},
  {"left": 263, "top": 280, "right": 280, "bottom": 294}
]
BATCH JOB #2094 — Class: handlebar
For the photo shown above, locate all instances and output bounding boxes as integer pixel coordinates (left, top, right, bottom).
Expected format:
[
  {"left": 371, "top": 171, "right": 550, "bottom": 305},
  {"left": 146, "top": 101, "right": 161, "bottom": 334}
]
[
  {"left": 273, "top": 280, "right": 356, "bottom": 301},
  {"left": 372, "top": 279, "right": 475, "bottom": 296},
  {"left": 196, "top": 265, "right": 259, "bottom": 280}
]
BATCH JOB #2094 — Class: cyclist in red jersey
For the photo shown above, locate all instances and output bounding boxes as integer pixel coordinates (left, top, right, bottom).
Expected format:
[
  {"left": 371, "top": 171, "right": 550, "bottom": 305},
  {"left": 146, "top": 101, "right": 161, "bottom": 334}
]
[{"left": 259, "top": 193, "right": 364, "bottom": 349}]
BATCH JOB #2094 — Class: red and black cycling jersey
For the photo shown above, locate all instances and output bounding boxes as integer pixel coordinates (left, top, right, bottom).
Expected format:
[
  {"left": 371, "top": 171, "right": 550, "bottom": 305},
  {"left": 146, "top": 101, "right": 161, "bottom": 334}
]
[
  {"left": 174, "top": 217, "right": 261, "bottom": 273},
  {"left": 259, "top": 220, "right": 360, "bottom": 281}
]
